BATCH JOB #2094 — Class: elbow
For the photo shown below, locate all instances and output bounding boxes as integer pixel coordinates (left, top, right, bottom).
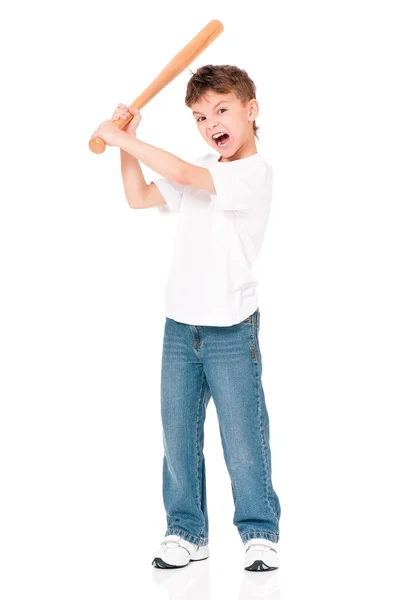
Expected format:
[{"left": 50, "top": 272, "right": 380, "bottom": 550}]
[
  {"left": 123, "top": 187, "right": 146, "bottom": 209},
  {"left": 126, "top": 196, "right": 145, "bottom": 209}
]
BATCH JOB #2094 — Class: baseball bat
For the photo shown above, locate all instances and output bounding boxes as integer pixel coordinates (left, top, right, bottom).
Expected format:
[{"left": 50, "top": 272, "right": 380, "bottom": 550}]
[{"left": 89, "top": 19, "right": 224, "bottom": 154}]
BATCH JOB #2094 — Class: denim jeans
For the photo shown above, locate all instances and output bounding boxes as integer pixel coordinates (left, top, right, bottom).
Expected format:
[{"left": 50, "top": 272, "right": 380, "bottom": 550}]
[{"left": 160, "top": 307, "right": 281, "bottom": 546}]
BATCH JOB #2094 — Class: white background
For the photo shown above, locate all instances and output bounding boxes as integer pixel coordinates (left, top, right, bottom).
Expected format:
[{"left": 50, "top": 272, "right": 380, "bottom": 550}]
[{"left": 1, "top": 1, "right": 401, "bottom": 599}]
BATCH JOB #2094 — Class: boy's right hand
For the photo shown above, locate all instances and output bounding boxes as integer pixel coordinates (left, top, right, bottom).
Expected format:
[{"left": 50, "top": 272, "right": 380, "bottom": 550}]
[{"left": 111, "top": 103, "right": 141, "bottom": 137}]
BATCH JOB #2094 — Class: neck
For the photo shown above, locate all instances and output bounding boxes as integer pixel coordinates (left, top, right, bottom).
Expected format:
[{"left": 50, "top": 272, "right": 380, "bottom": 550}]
[{"left": 218, "top": 133, "right": 257, "bottom": 162}]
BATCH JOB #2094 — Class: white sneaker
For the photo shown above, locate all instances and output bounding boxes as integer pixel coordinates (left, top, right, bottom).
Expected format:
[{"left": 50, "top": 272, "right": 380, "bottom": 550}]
[
  {"left": 244, "top": 537, "right": 279, "bottom": 571},
  {"left": 152, "top": 534, "right": 210, "bottom": 568}
]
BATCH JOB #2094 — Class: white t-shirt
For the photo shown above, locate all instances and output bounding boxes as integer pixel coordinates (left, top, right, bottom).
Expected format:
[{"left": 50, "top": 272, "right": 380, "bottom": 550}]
[{"left": 152, "top": 152, "right": 272, "bottom": 326}]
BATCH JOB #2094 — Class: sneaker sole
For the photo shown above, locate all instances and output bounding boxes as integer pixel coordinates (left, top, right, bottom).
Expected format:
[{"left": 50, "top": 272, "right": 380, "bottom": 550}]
[
  {"left": 152, "top": 555, "right": 209, "bottom": 569},
  {"left": 245, "top": 559, "right": 278, "bottom": 571}
]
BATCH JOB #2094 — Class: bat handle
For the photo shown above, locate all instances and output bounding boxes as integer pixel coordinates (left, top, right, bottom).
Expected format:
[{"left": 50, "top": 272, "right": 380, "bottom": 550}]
[{"left": 88, "top": 114, "right": 135, "bottom": 154}]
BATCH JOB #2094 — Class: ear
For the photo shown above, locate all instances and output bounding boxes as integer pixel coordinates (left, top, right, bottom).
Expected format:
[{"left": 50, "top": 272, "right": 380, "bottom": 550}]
[{"left": 248, "top": 99, "right": 259, "bottom": 122}]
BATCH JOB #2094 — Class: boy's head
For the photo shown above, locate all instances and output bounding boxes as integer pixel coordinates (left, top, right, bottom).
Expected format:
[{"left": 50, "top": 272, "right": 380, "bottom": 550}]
[{"left": 185, "top": 65, "right": 259, "bottom": 158}]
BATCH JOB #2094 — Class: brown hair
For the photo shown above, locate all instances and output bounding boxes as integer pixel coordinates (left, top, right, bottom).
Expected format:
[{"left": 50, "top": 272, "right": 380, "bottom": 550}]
[{"left": 185, "top": 64, "right": 260, "bottom": 140}]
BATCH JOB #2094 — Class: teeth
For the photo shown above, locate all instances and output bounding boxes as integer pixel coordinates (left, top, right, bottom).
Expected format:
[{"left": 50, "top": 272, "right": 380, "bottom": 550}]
[{"left": 212, "top": 132, "right": 226, "bottom": 139}]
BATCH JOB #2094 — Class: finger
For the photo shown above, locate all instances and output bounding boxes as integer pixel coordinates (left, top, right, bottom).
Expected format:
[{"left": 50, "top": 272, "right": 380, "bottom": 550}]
[{"left": 115, "top": 110, "right": 129, "bottom": 119}]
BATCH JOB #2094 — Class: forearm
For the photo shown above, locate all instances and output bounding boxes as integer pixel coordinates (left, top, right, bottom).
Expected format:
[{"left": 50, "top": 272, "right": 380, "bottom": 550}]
[
  {"left": 117, "top": 133, "right": 189, "bottom": 185},
  {"left": 120, "top": 148, "right": 148, "bottom": 208}
]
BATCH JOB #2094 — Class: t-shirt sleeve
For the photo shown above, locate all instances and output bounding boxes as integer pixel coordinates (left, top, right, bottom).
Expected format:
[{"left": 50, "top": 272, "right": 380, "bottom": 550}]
[
  {"left": 151, "top": 178, "right": 185, "bottom": 217},
  {"left": 206, "top": 157, "right": 271, "bottom": 212}
]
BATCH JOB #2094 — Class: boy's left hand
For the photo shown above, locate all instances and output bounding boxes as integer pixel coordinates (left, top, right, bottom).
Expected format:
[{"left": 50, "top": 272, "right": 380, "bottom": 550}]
[{"left": 91, "top": 119, "right": 126, "bottom": 147}]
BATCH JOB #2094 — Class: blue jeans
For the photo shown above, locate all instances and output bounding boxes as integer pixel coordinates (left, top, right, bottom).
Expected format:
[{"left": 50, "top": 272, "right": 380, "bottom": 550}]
[{"left": 160, "top": 307, "right": 281, "bottom": 546}]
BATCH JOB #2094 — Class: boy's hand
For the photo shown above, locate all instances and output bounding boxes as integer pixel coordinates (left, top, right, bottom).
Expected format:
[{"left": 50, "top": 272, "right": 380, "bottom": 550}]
[
  {"left": 91, "top": 119, "right": 125, "bottom": 148},
  {"left": 112, "top": 103, "right": 141, "bottom": 137},
  {"left": 91, "top": 104, "right": 142, "bottom": 148}
]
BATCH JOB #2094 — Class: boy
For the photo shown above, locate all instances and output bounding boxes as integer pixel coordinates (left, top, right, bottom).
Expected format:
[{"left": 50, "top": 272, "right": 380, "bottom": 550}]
[{"left": 92, "top": 64, "right": 281, "bottom": 571}]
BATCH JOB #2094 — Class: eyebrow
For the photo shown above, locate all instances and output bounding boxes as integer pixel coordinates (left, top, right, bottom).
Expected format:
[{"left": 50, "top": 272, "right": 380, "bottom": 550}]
[{"left": 192, "top": 100, "right": 229, "bottom": 116}]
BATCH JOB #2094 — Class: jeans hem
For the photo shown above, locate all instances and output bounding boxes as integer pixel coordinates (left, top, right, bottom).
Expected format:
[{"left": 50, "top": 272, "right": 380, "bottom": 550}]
[
  {"left": 241, "top": 530, "right": 279, "bottom": 544},
  {"left": 165, "top": 527, "right": 209, "bottom": 546}
]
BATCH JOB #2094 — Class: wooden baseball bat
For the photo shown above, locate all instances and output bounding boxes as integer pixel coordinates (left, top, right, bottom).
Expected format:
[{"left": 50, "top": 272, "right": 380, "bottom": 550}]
[{"left": 89, "top": 19, "right": 224, "bottom": 154}]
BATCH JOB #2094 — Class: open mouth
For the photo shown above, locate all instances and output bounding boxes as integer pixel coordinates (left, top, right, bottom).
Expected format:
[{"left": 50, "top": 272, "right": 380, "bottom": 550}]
[{"left": 212, "top": 133, "right": 230, "bottom": 147}]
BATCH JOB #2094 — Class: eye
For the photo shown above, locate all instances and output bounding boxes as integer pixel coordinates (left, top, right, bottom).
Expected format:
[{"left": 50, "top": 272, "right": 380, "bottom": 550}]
[{"left": 196, "top": 108, "right": 227, "bottom": 123}]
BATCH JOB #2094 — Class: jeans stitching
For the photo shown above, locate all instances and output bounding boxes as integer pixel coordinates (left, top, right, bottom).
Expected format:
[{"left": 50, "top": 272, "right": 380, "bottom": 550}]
[
  {"left": 251, "top": 312, "right": 280, "bottom": 525},
  {"left": 257, "top": 381, "right": 279, "bottom": 524},
  {"left": 241, "top": 530, "right": 279, "bottom": 543},
  {"left": 195, "top": 371, "right": 208, "bottom": 540},
  {"left": 200, "top": 379, "right": 211, "bottom": 539},
  {"left": 195, "top": 373, "right": 202, "bottom": 527}
]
